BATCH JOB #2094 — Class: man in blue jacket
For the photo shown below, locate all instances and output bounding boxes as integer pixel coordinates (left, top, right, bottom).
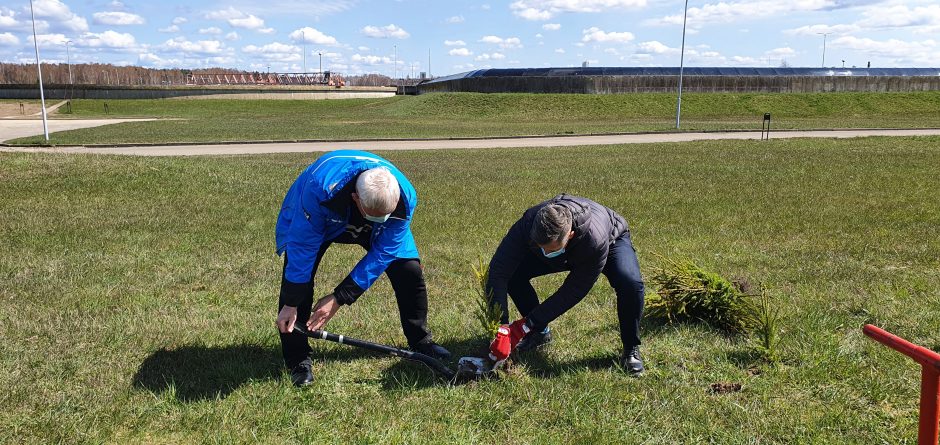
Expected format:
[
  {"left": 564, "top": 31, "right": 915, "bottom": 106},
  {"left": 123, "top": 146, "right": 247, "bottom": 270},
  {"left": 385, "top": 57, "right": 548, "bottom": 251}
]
[{"left": 275, "top": 150, "right": 450, "bottom": 386}]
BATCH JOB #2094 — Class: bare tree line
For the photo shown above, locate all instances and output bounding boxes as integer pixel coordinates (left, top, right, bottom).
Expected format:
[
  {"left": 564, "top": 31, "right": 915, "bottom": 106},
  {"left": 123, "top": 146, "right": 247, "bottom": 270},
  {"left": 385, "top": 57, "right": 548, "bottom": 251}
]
[{"left": 0, "top": 62, "right": 398, "bottom": 87}]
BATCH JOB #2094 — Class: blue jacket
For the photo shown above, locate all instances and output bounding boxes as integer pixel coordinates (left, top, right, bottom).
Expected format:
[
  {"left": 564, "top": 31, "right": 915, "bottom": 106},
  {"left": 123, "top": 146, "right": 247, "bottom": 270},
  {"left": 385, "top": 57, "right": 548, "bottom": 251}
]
[{"left": 275, "top": 150, "right": 419, "bottom": 305}]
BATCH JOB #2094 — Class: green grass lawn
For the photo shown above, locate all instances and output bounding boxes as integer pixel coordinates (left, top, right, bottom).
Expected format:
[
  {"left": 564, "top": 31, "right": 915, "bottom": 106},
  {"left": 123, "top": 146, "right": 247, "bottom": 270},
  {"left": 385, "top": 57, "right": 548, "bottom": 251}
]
[
  {"left": 7, "top": 91, "right": 940, "bottom": 145},
  {"left": 2, "top": 138, "right": 939, "bottom": 443}
]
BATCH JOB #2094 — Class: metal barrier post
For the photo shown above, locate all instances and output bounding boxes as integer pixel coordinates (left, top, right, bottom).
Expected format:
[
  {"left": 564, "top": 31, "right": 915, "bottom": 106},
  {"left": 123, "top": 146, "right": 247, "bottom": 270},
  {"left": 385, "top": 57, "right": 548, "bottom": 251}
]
[
  {"left": 761, "top": 113, "right": 771, "bottom": 140},
  {"left": 863, "top": 324, "right": 940, "bottom": 445}
]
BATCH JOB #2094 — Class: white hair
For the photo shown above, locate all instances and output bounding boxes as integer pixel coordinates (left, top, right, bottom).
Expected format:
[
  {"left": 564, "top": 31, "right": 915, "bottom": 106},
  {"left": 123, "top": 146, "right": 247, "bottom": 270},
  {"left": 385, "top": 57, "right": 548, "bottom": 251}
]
[{"left": 356, "top": 167, "right": 400, "bottom": 213}]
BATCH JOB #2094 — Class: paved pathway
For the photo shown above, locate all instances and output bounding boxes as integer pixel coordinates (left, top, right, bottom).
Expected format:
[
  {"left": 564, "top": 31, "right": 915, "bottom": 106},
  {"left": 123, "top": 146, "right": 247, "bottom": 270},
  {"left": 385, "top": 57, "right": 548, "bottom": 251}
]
[
  {"left": 0, "top": 118, "right": 158, "bottom": 142},
  {"left": 1, "top": 119, "right": 938, "bottom": 156}
]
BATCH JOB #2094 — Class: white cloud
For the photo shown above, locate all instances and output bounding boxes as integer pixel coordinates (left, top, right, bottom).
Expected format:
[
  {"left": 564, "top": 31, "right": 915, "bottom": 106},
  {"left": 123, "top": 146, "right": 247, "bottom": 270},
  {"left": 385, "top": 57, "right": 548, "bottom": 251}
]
[
  {"left": 555, "top": 48, "right": 565, "bottom": 53},
  {"left": 446, "top": 15, "right": 465, "bottom": 23},
  {"left": 542, "top": 23, "right": 561, "bottom": 31},
  {"left": 199, "top": 27, "right": 222, "bottom": 35},
  {"left": 205, "top": 7, "right": 244, "bottom": 20},
  {"left": 535, "top": 33, "right": 543, "bottom": 38},
  {"left": 636, "top": 40, "right": 676, "bottom": 54},
  {"left": 581, "top": 27, "right": 634, "bottom": 43},
  {"left": 138, "top": 52, "right": 181, "bottom": 68},
  {"left": 649, "top": 0, "right": 833, "bottom": 28},
  {"left": 511, "top": 0, "right": 646, "bottom": 20},
  {"left": 765, "top": 47, "right": 796, "bottom": 58},
  {"left": 787, "top": 4, "right": 940, "bottom": 38},
  {"left": 857, "top": 4, "right": 940, "bottom": 31},
  {"left": 28, "top": 33, "right": 68, "bottom": 46},
  {"left": 479, "top": 35, "right": 523, "bottom": 49},
  {"left": 77, "top": 30, "right": 137, "bottom": 49},
  {"left": 158, "top": 25, "right": 179, "bottom": 33},
  {"left": 358, "top": 46, "right": 369, "bottom": 51},
  {"left": 830, "top": 35, "right": 939, "bottom": 65},
  {"left": 362, "top": 24, "right": 410, "bottom": 39},
  {"left": 0, "top": 32, "right": 20, "bottom": 46},
  {"left": 786, "top": 24, "right": 862, "bottom": 36},
  {"left": 205, "top": 7, "right": 272, "bottom": 33},
  {"left": 289, "top": 27, "right": 339, "bottom": 45},
  {"left": 93, "top": 11, "right": 144, "bottom": 26},
  {"left": 172, "top": 16, "right": 187, "bottom": 25},
  {"left": 160, "top": 37, "right": 225, "bottom": 55},
  {"left": 243, "top": 42, "right": 303, "bottom": 62},
  {"left": 31, "top": 0, "right": 89, "bottom": 32},
  {"left": 351, "top": 53, "right": 393, "bottom": 65},
  {"left": 225, "top": 32, "right": 239, "bottom": 41},
  {"left": 449, "top": 47, "right": 473, "bottom": 56},
  {"left": 444, "top": 40, "right": 466, "bottom": 46},
  {"left": 476, "top": 52, "right": 506, "bottom": 61}
]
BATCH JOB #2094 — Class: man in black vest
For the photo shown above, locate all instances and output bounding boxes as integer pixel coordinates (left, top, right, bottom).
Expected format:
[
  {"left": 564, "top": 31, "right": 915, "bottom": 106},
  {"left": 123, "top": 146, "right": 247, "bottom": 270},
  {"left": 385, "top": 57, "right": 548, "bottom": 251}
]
[{"left": 486, "top": 194, "right": 645, "bottom": 374}]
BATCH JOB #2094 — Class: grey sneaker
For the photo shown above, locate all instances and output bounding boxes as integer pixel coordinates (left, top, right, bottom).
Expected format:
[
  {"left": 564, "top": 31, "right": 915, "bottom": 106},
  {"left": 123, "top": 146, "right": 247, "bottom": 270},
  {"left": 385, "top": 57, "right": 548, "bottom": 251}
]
[{"left": 516, "top": 327, "right": 553, "bottom": 352}]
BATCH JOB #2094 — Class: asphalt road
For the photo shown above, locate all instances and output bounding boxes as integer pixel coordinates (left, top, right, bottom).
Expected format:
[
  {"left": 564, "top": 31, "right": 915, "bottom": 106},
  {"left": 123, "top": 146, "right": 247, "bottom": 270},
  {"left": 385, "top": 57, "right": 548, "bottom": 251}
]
[{"left": 1, "top": 119, "right": 938, "bottom": 156}]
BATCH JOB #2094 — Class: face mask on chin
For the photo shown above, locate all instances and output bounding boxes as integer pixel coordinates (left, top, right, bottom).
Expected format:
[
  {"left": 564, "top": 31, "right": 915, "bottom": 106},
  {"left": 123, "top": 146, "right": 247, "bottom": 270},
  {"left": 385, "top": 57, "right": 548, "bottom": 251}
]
[
  {"left": 364, "top": 213, "right": 391, "bottom": 223},
  {"left": 540, "top": 246, "right": 565, "bottom": 258}
]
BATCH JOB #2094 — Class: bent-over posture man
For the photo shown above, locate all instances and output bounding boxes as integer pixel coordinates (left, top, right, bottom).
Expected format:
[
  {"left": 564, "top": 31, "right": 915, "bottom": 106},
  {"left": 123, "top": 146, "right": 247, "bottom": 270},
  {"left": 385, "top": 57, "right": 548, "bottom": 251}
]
[
  {"left": 275, "top": 150, "right": 450, "bottom": 386},
  {"left": 486, "top": 194, "right": 646, "bottom": 374}
]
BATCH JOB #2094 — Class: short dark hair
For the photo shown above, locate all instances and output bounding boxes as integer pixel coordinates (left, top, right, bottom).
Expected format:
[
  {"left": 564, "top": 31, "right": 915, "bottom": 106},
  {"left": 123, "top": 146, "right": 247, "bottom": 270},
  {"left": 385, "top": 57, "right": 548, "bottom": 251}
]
[{"left": 531, "top": 204, "right": 572, "bottom": 245}]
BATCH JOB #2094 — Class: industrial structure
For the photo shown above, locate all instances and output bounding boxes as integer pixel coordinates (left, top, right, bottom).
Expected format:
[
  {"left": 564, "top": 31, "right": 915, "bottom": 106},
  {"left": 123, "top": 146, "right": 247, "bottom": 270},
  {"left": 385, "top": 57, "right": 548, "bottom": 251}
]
[{"left": 417, "top": 67, "right": 940, "bottom": 94}]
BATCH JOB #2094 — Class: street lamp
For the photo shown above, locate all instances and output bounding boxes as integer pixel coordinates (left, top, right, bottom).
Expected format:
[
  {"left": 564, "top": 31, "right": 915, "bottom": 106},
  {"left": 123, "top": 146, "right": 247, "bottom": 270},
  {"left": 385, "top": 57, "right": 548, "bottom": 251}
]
[
  {"left": 66, "top": 40, "right": 73, "bottom": 85},
  {"left": 28, "top": 0, "right": 49, "bottom": 141},
  {"left": 393, "top": 44, "right": 397, "bottom": 83},
  {"left": 817, "top": 32, "right": 831, "bottom": 67},
  {"left": 675, "top": 0, "right": 689, "bottom": 130},
  {"left": 302, "top": 30, "right": 306, "bottom": 74}
]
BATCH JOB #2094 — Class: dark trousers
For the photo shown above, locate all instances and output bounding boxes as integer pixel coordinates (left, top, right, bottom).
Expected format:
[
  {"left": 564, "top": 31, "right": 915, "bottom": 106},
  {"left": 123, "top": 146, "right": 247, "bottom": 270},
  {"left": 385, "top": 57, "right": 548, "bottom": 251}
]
[
  {"left": 278, "top": 244, "right": 432, "bottom": 368},
  {"left": 506, "top": 232, "right": 645, "bottom": 348}
]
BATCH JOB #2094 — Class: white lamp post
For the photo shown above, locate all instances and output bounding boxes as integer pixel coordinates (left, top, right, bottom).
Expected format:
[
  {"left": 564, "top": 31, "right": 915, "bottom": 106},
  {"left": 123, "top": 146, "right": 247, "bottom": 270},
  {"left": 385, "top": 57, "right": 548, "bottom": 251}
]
[
  {"left": 29, "top": 0, "right": 49, "bottom": 141},
  {"left": 817, "top": 32, "right": 831, "bottom": 67},
  {"left": 675, "top": 0, "right": 689, "bottom": 130},
  {"left": 66, "top": 40, "right": 73, "bottom": 85}
]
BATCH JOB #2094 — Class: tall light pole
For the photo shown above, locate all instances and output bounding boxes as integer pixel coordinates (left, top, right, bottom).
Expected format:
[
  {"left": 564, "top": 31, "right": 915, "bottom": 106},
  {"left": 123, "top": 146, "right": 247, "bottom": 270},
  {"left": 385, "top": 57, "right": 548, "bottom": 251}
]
[
  {"left": 393, "top": 44, "right": 397, "bottom": 83},
  {"left": 66, "top": 40, "right": 73, "bottom": 85},
  {"left": 302, "top": 30, "right": 306, "bottom": 74},
  {"left": 817, "top": 32, "right": 831, "bottom": 67},
  {"left": 675, "top": 0, "right": 689, "bottom": 130},
  {"left": 29, "top": 0, "right": 49, "bottom": 141}
]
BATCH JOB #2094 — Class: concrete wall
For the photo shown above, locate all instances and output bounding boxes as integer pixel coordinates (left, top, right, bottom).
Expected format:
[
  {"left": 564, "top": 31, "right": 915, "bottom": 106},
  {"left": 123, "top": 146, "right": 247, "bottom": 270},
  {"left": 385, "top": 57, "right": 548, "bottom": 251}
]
[
  {"left": 418, "top": 75, "right": 940, "bottom": 94},
  {"left": 0, "top": 85, "right": 396, "bottom": 100}
]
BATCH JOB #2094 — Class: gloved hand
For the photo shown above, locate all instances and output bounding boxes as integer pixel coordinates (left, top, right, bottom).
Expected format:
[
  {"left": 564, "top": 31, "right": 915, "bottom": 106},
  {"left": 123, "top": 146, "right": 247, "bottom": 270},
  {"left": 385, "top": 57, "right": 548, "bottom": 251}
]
[{"left": 488, "top": 318, "right": 530, "bottom": 365}]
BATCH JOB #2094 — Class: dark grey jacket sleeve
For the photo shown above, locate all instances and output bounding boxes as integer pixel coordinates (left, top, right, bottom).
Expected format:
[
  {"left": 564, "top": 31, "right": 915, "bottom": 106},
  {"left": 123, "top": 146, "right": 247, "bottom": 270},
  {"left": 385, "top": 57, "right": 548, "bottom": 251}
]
[
  {"left": 526, "top": 238, "right": 609, "bottom": 328},
  {"left": 485, "top": 218, "right": 528, "bottom": 323}
]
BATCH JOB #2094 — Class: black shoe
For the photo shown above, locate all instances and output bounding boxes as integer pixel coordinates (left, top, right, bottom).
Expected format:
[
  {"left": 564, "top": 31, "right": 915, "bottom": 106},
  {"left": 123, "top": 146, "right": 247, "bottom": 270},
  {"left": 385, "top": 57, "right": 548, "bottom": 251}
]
[
  {"left": 290, "top": 361, "right": 314, "bottom": 387},
  {"left": 414, "top": 342, "right": 452, "bottom": 360},
  {"left": 516, "top": 328, "right": 553, "bottom": 352},
  {"left": 621, "top": 346, "right": 644, "bottom": 375}
]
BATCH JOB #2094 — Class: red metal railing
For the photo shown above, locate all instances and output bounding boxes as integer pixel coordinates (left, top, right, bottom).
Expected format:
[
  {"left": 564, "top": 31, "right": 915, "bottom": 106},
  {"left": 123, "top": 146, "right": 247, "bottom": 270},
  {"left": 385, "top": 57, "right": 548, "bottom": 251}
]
[{"left": 864, "top": 324, "right": 940, "bottom": 445}]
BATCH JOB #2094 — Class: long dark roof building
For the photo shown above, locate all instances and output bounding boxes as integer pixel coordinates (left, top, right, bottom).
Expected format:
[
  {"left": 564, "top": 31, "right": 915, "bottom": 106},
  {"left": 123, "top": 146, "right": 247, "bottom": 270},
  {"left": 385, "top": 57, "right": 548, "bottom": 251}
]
[{"left": 417, "top": 67, "right": 940, "bottom": 94}]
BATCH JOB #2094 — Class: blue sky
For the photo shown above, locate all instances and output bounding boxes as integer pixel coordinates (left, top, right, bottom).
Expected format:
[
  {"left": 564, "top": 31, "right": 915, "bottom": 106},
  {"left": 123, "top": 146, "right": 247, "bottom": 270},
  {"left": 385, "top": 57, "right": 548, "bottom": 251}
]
[{"left": 1, "top": 0, "right": 938, "bottom": 76}]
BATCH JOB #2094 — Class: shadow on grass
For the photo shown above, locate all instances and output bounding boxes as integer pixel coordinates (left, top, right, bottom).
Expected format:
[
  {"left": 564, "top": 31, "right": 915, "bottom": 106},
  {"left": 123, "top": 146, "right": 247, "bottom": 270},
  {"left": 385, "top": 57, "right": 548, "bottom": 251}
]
[
  {"left": 133, "top": 337, "right": 487, "bottom": 399},
  {"left": 132, "top": 344, "right": 283, "bottom": 402},
  {"left": 522, "top": 352, "right": 620, "bottom": 379}
]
